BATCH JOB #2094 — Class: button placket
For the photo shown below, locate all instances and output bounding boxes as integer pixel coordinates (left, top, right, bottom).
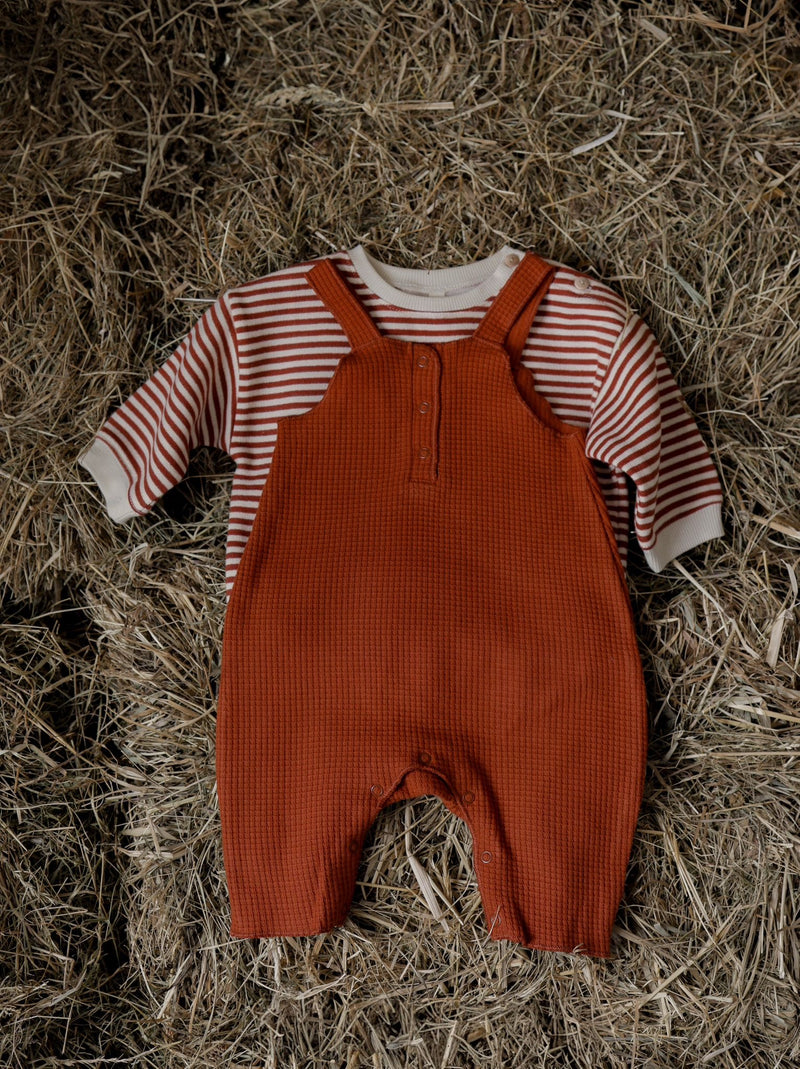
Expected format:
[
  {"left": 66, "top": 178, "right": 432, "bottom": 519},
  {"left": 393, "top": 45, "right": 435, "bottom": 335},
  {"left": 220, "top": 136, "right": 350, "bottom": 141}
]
[{"left": 410, "top": 344, "right": 440, "bottom": 483}]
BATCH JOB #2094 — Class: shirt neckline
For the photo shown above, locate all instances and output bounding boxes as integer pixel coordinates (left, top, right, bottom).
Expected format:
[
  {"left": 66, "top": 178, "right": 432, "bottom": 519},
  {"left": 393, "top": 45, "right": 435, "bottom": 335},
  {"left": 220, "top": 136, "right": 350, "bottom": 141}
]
[{"left": 345, "top": 243, "right": 526, "bottom": 311}]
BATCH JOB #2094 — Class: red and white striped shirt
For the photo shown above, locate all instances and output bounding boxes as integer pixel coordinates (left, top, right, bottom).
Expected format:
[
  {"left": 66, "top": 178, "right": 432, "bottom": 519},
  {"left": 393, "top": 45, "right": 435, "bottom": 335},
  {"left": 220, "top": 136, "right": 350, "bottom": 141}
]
[{"left": 78, "top": 244, "right": 725, "bottom": 598}]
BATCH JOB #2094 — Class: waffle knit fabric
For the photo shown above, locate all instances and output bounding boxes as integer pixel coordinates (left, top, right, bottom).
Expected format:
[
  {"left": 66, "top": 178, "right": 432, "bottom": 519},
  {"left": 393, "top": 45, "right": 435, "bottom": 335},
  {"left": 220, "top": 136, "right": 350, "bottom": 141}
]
[
  {"left": 216, "top": 252, "right": 649, "bottom": 957},
  {"left": 78, "top": 245, "right": 727, "bottom": 957}
]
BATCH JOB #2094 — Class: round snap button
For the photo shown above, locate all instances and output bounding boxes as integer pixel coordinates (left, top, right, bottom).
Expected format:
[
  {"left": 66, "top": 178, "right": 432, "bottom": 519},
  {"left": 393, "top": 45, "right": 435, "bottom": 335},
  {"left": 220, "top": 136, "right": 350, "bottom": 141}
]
[
  {"left": 504, "top": 253, "right": 521, "bottom": 267},
  {"left": 419, "top": 750, "right": 431, "bottom": 765},
  {"left": 418, "top": 401, "right": 430, "bottom": 414},
  {"left": 370, "top": 783, "right": 383, "bottom": 796},
  {"left": 462, "top": 790, "right": 475, "bottom": 805},
  {"left": 480, "top": 850, "right": 493, "bottom": 864},
  {"left": 573, "top": 275, "right": 591, "bottom": 291},
  {"left": 348, "top": 837, "right": 360, "bottom": 853},
  {"left": 416, "top": 354, "right": 429, "bottom": 368},
  {"left": 418, "top": 447, "right": 431, "bottom": 460}
]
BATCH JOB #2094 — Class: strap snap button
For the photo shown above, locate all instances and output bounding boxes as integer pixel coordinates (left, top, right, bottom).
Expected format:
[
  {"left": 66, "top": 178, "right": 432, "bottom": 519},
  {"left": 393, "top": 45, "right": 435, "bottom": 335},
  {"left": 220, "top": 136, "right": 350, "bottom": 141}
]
[
  {"left": 573, "top": 276, "right": 591, "bottom": 291},
  {"left": 504, "top": 253, "right": 521, "bottom": 267}
]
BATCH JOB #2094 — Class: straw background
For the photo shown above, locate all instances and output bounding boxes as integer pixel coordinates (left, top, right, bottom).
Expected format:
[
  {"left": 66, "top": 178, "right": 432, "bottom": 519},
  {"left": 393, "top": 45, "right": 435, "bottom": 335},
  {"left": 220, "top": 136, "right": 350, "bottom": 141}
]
[{"left": 2, "top": 0, "right": 799, "bottom": 1065}]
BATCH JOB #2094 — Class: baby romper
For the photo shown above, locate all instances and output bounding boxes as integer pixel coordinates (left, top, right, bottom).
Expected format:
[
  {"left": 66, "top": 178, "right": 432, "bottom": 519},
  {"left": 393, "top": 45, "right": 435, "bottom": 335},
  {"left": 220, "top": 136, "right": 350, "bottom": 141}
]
[{"left": 217, "top": 251, "right": 650, "bottom": 958}]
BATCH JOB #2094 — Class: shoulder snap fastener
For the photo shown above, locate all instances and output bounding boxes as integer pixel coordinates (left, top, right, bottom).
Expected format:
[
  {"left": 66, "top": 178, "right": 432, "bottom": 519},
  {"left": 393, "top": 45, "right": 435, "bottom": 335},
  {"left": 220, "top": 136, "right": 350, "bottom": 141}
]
[
  {"left": 504, "top": 253, "right": 521, "bottom": 267},
  {"left": 481, "top": 850, "right": 493, "bottom": 863},
  {"left": 573, "top": 276, "right": 591, "bottom": 292},
  {"left": 418, "top": 447, "right": 431, "bottom": 460},
  {"left": 419, "top": 750, "right": 431, "bottom": 764}
]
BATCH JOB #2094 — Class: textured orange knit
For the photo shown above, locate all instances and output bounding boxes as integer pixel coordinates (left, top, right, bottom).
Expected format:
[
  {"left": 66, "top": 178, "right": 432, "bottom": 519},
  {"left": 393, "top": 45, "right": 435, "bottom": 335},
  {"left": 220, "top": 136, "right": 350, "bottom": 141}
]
[{"left": 216, "top": 251, "right": 649, "bottom": 958}]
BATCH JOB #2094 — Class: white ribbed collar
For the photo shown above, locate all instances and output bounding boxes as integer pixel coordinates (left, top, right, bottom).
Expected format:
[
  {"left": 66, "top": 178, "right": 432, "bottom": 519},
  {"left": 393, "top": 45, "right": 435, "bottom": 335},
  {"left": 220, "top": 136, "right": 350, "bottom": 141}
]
[{"left": 346, "top": 243, "right": 525, "bottom": 311}]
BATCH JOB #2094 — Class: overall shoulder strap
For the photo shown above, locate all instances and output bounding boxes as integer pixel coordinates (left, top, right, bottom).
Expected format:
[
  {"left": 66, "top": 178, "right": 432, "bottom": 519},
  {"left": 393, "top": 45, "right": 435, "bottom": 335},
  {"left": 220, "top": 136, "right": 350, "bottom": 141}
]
[
  {"left": 304, "top": 257, "right": 382, "bottom": 350},
  {"left": 473, "top": 252, "right": 557, "bottom": 366}
]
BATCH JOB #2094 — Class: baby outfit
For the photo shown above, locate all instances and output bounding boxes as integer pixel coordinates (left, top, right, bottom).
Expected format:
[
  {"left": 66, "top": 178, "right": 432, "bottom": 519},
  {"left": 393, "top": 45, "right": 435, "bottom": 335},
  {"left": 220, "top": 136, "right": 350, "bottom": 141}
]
[{"left": 78, "top": 244, "right": 724, "bottom": 957}]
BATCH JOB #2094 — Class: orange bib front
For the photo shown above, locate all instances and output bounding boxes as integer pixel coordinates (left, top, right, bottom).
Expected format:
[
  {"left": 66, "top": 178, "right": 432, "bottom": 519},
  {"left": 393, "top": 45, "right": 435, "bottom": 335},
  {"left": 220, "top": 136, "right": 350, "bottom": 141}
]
[{"left": 217, "top": 251, "right": 648, "bottom": 957}]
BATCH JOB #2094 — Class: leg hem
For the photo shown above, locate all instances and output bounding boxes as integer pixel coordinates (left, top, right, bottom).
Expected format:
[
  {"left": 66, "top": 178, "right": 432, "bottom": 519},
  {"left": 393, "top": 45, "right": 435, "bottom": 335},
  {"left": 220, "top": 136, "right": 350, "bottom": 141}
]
[
  {"left": 487, "top": 927, "right": 613, "bottom": 959},
  {"left": 229, "top": 904, "right": 353, "bottom": 940},
  {"left": 229, "top": 922, "right": 344, "bottom": 939}
]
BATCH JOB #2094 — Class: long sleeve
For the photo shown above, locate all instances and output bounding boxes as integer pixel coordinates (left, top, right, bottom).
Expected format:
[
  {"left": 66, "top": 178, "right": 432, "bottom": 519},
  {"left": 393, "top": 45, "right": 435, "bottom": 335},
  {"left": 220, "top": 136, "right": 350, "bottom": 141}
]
[
  {"left": 78, "top": 292, "right": 238, "bottom": 522},
  {"left": 585, "top": 310, "right": 724, "bottom": 572}
]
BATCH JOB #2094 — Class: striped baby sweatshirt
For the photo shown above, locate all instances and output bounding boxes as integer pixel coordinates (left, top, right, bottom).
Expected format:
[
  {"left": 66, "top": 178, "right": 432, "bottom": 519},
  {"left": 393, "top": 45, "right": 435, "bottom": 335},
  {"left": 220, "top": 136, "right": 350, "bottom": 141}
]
[{"left": 78, "top": 243, "right": 724, "bottom": 594}]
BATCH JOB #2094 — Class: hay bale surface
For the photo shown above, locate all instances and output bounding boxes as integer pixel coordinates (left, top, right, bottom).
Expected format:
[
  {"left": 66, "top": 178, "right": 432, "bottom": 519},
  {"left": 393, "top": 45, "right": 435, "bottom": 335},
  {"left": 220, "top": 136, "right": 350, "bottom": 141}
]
[{"left": 1, "top": 0, "right": 799, "bottom": 1065}]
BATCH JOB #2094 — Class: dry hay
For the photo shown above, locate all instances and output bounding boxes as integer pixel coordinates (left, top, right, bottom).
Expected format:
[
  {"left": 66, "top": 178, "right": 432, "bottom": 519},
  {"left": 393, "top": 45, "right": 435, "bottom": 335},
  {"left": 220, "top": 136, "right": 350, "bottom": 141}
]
[{"left": 1, "top": 0, "right": 799, "bottom": 1066}]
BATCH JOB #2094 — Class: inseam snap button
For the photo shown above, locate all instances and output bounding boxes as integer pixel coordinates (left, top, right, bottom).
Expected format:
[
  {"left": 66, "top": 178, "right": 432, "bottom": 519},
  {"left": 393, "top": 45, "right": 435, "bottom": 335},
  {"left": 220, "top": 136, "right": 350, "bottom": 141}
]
[
  {"left": 462, "top": 791, "right": 475, "bottom": 805},
  {"left": 417, "top": 354, "right": 429, "bottom": 368},
  {"left": 481, "top": 851, "right": 493, "bottom": 864},
  {"left": 419, "top": 750, "right": 431, "bottom": 765},
  {"left": 418, "top": 448, "right": 431, "bottom": 460},
  {"left": 370, "top": 784, "right": 383, "bottom": 797},
  {"left": 418, "top": 401, "right": 430, "bottom": 414}
]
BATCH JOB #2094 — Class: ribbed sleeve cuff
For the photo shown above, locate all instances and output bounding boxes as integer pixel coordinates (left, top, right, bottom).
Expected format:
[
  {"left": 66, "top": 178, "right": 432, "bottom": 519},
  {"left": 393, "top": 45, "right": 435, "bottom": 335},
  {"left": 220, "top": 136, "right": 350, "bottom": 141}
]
[
  {"left": 77, "top": 438, "right": 140, "bottom": 523},
  {"left": 643, "top": 503, "right": 725, "bottom": 573}
]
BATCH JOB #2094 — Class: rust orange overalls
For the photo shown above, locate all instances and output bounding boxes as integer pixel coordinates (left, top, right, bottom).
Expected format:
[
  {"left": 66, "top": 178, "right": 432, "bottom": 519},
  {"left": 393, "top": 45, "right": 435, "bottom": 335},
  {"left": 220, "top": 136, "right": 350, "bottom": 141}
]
[{"left": 217, "top": 251, "right": 649, "bottom": 958}]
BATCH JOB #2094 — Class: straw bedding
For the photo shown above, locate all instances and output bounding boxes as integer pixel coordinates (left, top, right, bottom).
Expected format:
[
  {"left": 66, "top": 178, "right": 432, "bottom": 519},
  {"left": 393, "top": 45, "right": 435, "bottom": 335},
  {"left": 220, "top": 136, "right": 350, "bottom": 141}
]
[{"left": 1, "top": 0, "right": 799, "bottom": 1065}]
